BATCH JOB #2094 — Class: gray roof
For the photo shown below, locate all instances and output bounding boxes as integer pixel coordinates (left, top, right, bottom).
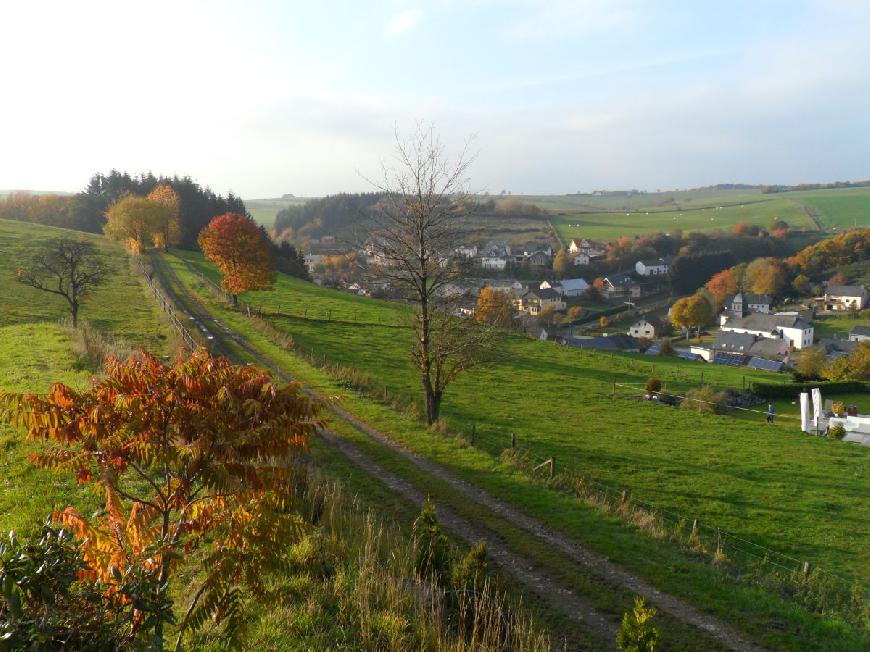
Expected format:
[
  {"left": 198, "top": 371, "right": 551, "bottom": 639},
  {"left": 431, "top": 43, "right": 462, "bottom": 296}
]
[
  {"left": 828, "top": 284, "right": 867, "bottom": 297},
  {"left": 725, "top": 313, "right": 811, "bottom": 332},
  {"left": 849, "top": 325, "right": 870, "bottom": 337},
  {"left": 605, "top": 273, "right": 635, "bottom": 287},
  {"left": 819, "top": 338, "right": 857, "bottom": 355},
  {"left": 712, "top": 332, "right": 757, "bottom": 352},
  {"left": 748, "top": 338, "right": 789, "bottom": 359},
  {"left": 524, "top": 288, "right": 561, "bottom": 301},
  {"left": 638, "top": 257, "right": 671, "bottom": 267},
  {"left": 728, "top": 293, "right": 772, "bottom": 305}
]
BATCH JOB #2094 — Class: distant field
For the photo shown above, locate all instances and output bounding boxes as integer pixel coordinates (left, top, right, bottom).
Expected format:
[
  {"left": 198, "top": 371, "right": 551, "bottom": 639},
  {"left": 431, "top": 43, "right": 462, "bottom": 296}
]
[
  {"left": 171, "top": 250, "right": 870, "bottom": 585},
  {"left": 245, "top": 197, "right": 311, "bottom": 228},
  {"left": 0, "top": 218, "right": 171, "bottom": 354},
  {"left": 813, "top": 313, "right": 870, "bottom": 339},
  {"left": 783, "top": 187, "right": 870, "bottom": 229},
  {"left": 520, "top": 189, "right": 764, "bottom": 213},
  {"left": 551, "top": 197, "right": 812, "bottom": 242}
]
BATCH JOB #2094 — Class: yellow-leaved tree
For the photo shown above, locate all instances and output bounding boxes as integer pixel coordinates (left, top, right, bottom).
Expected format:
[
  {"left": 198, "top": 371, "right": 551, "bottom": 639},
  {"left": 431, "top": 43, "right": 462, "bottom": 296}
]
[
  {"left": 104, "top": 195, "right": 174, "bottom": 254},
  {"left": 147, "top": 184, "right": 181, "bottom": 250}
]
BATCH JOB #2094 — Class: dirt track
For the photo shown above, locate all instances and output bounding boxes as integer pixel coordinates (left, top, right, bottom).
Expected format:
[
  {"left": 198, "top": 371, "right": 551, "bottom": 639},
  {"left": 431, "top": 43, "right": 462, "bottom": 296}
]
[{"left": 149, "top": 253, "right": 765, "bottom": 652}]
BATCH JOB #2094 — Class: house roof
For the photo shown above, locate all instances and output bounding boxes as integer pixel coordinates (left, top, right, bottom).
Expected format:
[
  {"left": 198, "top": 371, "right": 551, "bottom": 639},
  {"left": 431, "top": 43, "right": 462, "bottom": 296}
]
[
  {"left": 748, "top": 338, "right": 789, "bottom": 359},
  {"left": 632, "top": 315, "right": 663, "bottom": 328},
  {"left": 712, "top": 332, "right": 757, "bottom": 352},
  {"left": 560, "top": 278, "right": 589, "bottom": 291},
  {"left": 724, "top": 313, "right": 812, "bottom": 333},
  {"left": 605, "top": 273, "right": 635, "bottom": 287},
  {"left": 727, "top": 293, "right": 772, "bottom": 305},
  {"left": 850, "top": 325, "right": 870, "bottom": 337},
  {"left": 828, "top": 284, "right": 867, "bottom": 297},
  {"left": 524, "top": 288, "right": 561, "bottom": 301},
  {"left": 819, "top": 338, "right": 857, "bottom": 355}
]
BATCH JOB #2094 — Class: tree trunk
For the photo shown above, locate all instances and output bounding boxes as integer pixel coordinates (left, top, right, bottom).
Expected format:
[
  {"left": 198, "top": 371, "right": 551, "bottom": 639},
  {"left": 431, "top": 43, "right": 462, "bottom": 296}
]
[
  {"left": 423, "top": 378, "right": 441, "bottom": 424},
  {"left": 71, "top": 302, "right": 79, "bottom": 328},
  {"left": 232, "top": 294, "right": 238, "bottom": 307}
]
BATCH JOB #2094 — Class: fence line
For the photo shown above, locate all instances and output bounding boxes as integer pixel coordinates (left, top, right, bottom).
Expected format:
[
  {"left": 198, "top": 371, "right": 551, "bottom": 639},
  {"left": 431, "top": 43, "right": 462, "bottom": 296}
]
[{"left": 135, "top": 255, "right": 199, "bottom": 351}]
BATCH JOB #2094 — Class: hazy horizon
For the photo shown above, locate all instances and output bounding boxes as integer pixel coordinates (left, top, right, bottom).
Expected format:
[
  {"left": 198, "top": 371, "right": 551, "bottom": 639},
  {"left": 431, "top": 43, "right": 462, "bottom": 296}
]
[{"left": 3, "top": 1, "right": 869, "bottom": 198}]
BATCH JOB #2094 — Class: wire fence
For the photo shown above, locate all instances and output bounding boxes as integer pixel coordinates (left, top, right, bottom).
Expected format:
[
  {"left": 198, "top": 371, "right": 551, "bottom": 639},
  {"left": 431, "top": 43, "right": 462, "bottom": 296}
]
[{"left": 135, "top": 256, "right": 199, "bottom": 351}]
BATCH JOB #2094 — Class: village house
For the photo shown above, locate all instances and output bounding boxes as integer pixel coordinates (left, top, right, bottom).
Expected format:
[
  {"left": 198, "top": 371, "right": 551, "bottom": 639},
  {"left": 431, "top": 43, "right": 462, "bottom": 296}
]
[
  {"left": 819, "top": 337, "right": 857, "bottom": 360},
  {"left": 488, "top": 279, "right": 526, "bottom": 295},
  {"left": 821, "top": 284, "right": 870, "bottom": 311},
  {"left": 628, "top": 315, "right": 663, "bottom": 339},
  {"left": 519, "top": 288, "right": 566, "bottom": 315},
  {"left": 481, "top": 256, "right": 508, "bottom": 271},
  {"left": 634, "top": 256, "right": 673, "bottom": 277},
  {"left": 540, "top": 278, "right": 589, "bottom": 297},
  {"left": 602, "top": 273, "right": 641, "bottom": 298},
  {"left": 525, "top": 250, "right": 552, "bottom": 268},
  {"left": 454, "top": 244, "right": 478, "bottom": 259},
  {"left": 720, "top": 313, "right": 814, "bottom": 349},
  {"left": 849, "top": 325, "right": 870, "bottom": 342},
  {"left": 481, "top": 240, "right": 512, "bottom": 258}
]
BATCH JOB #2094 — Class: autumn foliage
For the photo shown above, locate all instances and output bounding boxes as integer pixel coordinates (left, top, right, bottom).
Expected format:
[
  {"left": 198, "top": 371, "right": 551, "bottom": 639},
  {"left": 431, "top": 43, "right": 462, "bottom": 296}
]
[
  {"left": 475, "top": 287, "right": 515, "bottom": 327},
  {"left": 198, "top": 212, "right": 275, "bottom": 303},
  {"left": 104, "top": 195, "right": 175, "bottom": 254},
  {"left": 0, "top": 349, "right": 320, "bottom": 648},
  {"left": 147, "top": 184, "right": 181, "bottom": 249}
]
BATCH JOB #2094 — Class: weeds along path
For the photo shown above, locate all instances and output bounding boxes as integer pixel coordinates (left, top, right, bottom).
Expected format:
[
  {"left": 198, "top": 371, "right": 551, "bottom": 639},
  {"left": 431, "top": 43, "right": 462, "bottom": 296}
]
[{"left": 150, "top": 253, "right": 765, "bottom": 652}]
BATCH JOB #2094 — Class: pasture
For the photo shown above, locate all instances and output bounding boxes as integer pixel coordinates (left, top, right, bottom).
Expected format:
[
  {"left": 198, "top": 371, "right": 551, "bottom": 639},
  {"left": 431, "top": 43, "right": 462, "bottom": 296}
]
[
  {"left": 784, "top": 186, "right": 870, "bottom": 229},
  {"left": 170, "top": 251, "right": 870, "bottom": 586},
  {"left": 550, "top": 198, "right": 813, "bottom": 242},
  {"left": 0, "top": 218, "right": 171, "bottom": 355},
  {"left": 245, "top": 196, "right": 311, "bottom": 227}
]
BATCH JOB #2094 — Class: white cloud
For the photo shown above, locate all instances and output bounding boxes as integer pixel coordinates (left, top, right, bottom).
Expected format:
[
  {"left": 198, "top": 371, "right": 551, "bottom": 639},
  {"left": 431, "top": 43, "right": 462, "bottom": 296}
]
[{"left": 385, "top": 8, "right": 424, "bottom": 36}]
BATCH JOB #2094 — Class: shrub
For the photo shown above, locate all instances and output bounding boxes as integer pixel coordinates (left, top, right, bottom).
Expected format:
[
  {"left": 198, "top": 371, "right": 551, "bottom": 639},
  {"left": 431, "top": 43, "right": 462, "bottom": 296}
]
[
  {"left": 829, "top": 423, "right": 847, "bottom": 440},
  {"left": 749, "top": 380, "right": 870, "bottom": 398},
  {"left": 831, "top": 401, "right": 845, "bottom": 416},
  {"left": 680, "top": 386, "right": 727, "bottom": 414},
  {"left": 451, "top": 541, "right": 488, "bottom": 589},
  {"left": 644, "top": 378, "right": 662, "bottom": 394},
  {"left": 616, "top": 596, "right": 660, "bottom": 651},
  {"left": 412, "top": 498, "right": 451, "bottom": 586}
]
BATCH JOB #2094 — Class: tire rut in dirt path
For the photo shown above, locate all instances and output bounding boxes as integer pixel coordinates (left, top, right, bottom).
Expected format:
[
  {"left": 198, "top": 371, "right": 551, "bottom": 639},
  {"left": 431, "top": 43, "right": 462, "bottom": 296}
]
[{"left": 152, "top": 254, "right": 766, "bottom": 652}]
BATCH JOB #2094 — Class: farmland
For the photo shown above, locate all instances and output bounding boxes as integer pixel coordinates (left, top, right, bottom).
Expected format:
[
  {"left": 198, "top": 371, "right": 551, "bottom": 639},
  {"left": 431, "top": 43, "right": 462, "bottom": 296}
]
[
  {"left": 245, "top": 196, "right": 311, "bottom": 227},
  {"left": 783, "top": 186, "right": 870, "bottom": 229},
  {"left": 550, "top": 197, "right": 813, "bottom": 242},
  {"left": 169, "top": 251, "right": 869, "bottom": 585}
]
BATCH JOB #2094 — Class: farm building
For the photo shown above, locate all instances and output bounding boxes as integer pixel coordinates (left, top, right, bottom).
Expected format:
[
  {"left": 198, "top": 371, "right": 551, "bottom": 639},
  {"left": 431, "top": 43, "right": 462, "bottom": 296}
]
[
  {"left": 481, "top": 256, "right": 508, "bottom": 270},
  {"left": 602, "top": 273, "right": 641, "bottom": 298},
  {"left": 540, "top": 278, "right": 589, "bottom": 297}
]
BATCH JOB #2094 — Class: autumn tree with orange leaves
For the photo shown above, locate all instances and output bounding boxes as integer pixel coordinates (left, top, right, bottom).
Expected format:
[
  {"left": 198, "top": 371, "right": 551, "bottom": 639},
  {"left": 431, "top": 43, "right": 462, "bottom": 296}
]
[
  {"left": 198, "top": 213, "right": 275, "bottom": 305},
  {"left": 0, "top": 349, "right": 320, "bottom": 651},
  {"left": 104, "top": 195, "right": 174, "bottom": 254},
  {"left": 475, "top": 287, "right": 515, "bottom": 327}
]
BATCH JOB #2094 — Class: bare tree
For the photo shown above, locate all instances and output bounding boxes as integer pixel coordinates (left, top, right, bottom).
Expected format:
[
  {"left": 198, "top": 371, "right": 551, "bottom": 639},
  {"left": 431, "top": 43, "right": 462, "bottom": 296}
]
[
  {"left": 14, "top": 238, "right": 108, "bottom": 327},
  {"left": 365, "top": 124, "right": 494, "bottom": 424}
]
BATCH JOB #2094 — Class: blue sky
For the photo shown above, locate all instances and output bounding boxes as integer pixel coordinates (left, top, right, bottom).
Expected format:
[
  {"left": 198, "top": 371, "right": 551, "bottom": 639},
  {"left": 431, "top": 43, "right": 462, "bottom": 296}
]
[{"left": 2, "top": 0, "right": 869, "bottom": 197}]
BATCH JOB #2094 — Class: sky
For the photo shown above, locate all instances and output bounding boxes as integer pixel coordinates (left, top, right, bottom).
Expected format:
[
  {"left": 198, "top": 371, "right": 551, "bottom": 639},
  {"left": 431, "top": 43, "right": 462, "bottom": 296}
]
[{"left": 2, "top": 0, "right": 869, "bottom": 198}]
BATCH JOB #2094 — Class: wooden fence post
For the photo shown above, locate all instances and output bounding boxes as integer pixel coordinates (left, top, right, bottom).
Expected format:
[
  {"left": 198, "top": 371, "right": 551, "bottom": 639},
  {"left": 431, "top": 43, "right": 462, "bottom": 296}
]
[
  {"left": 550, "top": 456, "right": 556, "bottom": 478},
  {"left": 511, "top": 432, "right": 516, "bottom": 449},
  {"left": 470, "top": 424, "right": 476, "bottom": 444}
]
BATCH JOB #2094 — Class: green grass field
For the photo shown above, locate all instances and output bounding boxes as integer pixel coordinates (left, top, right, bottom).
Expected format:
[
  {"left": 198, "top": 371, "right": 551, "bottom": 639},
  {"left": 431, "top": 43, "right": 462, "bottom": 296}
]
[
  {"left": 0, "top": 218, "right": 171, "bottom": 354},
  {"left": 171, "top": 251, "right": 870, "bottom": 587},
  {"left": 783, "top": 187, "right": 870, "bottom": 229},
  {"left": 814, "top": 313, "right": 870, "bottom": 339},
  {"left": 245, "top": 197, "right": 311, "bottom": 228},
  {"left": 551, "top": 197, "right": 813, "bottom": 242}
]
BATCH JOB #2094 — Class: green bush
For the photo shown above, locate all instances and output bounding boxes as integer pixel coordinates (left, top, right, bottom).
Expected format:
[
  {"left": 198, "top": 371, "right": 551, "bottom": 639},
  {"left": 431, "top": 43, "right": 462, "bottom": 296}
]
[
  {"left": 412, "top": 498, "right": 451, "bottom": 586},
  {"left": 829, "top": 423, "right": 847, "bottom": 440},
  {"left": 616, "top": 596, "right": 660, "bottom": 651},
  {"left": 451, "top": 541, "right": 488, "bottom": 589}
]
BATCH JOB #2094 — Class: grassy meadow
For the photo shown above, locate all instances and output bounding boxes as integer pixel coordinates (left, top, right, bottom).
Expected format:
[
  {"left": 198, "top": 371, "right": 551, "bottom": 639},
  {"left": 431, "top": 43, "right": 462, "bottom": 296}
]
[
  {"left": 171, "top": 251, "right": 870, "bottom": 587},
  {"left": 0, "top": 218, "right": 172, "bottom": 354},
  {"left": 550, "top": 197, "right": 813, "bottom": 242},
  {"left": 783, "top": 187, "right": 870, "bottom": 229},
  {"left": 246, "top": 197, "right": 311, "bottom": 228}
]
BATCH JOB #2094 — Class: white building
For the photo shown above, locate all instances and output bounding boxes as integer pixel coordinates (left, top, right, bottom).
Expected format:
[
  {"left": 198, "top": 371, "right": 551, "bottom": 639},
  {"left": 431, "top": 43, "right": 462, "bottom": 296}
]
[
  {"left": 455, "top": 244, "right": 479, "bottom": 259},
  {"left": 628, "top": 316, "right": 662, "bottom": 339},
  {"left": 481, "top": 256, "right": 507, "bottom": 271},
  {"left": 540, "top": 278, "right": 589, "bottom": 297},
  {"left": 822, "top": 285, "right": 869, "bottom": 311},
  {"left": 635, "top": 257, "right": 672, "bottom": 277},
  {"left": 720, "top": 313, "right": 814, "bottom": 349}
]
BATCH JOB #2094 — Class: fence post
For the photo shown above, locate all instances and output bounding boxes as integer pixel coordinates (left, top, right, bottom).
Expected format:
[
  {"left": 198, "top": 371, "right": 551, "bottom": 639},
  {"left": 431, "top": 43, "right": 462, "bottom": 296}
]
[
  {"left": 802, "top": 561, "right": 810, "bottom": 576},
  {"left": 550, "top": 456, "right": 556, "bottom": 478},
  {"left": 612, "top": 382, "right": 616, "bottom": 397},
  {"left": 471, "top": 424, "right": 476, "bottom": 444},
  {"left": 511, "top": 432, "right": 516, "bottom": 449}
]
